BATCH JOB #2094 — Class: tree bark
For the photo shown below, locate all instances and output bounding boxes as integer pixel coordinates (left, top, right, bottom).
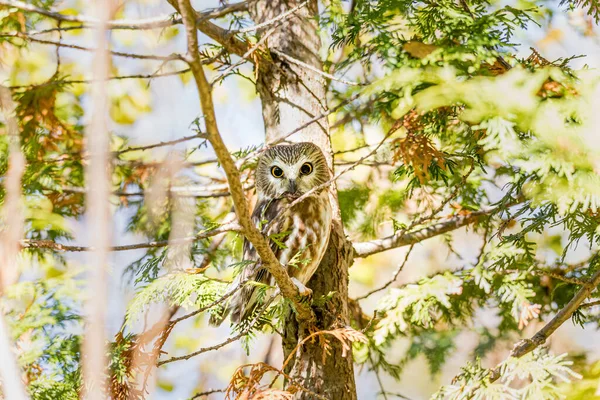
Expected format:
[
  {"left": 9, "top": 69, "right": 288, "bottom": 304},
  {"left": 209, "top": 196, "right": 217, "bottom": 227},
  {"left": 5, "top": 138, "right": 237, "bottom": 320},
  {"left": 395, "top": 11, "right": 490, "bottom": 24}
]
[{"left": 249, "top": 1, "right": 357, "bottom": 398}]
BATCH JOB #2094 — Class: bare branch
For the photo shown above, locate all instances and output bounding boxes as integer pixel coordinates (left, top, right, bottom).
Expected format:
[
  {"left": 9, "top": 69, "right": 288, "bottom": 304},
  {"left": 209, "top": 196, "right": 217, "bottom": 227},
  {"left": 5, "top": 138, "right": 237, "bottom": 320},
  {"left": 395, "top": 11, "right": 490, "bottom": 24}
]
[
  {"left": 20, "top": 221, "right": 241, "bottom": 252},
  {"left": 8, "top": 68, "right": 188, "bottom": 90},
  {"left": 509, "top": 268, "right": 600, "bottom": 358},
  {"left": 210, "top": 24, "right": 278, "bottom": 85},
  {"left": 116, "top": 133, "right": 207, "bottom": 155},
  {"left": 355, "top": 245, "right": 415, "bottom": 300},
  {"left": 1, "top": 0, "right": 249, "bottom": 57},
  {"left": 0, "top": 32, "right": 182, "bottom": 61},
  {"left": 0, "top": 0, "right": 247, "bottom": 30},
  {"left": 353, "top": 210, "right": 493, "bottom": 258},
  {"left": 233, "top": 1, "right": 308, "bottom": 33},
  {"left": 271, "top": 49, "right": 364, "bottom": 86},
  {"left": 580, "top": 299, "right": 600, "bottom": 309},
  {"left": 167, "top": 0, "right": 248, "bottom": 57},
  {"left": 157, "top": 296, "right": 275, "bottom": 366},
  {"left": 191, "top": 389, "right": 226, "bottom": 399},
  {"left": 175, "top": 0, "right": 314, "bottom": 322},
  {"left": 9, "top": 49, "right": 228, "bottom": 90},
  {"left": 59, "top": 184, "right": 238, "bottom": 199},
  {"left": 488, "top": 267, "right": 600, "bottom": 383},
  {"left": 506, "top": 269, "right": 590, "bottom": 286}
]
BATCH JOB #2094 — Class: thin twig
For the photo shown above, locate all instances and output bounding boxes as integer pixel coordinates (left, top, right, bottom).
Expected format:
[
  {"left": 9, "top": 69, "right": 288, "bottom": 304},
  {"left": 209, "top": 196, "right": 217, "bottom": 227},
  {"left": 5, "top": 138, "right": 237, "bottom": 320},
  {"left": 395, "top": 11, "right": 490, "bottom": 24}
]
[
  {"left": 157, "top": 296, "right": 275, "bottom": 366},
  {"left": 210, "top": 25, "right": 278, "bottom": 85},
  {"left": 271, "top": 49, "right": 364, "bottom": 86},
  {"left": 356, "top": 244, "right": 415, "bottom": 300},
  {"left": 9, "top": 49, "right": 227, "bottom": 90},
  {"left": 580, "top": 299, "right": 600, "bottom": 309},
  {"left": 57, "top": 182, "right": 246, "bottom": 199},
  {"left": 0, "top": 0, "right": 248, "bottom": 30},
  {"left": 353, "top": 208, "right": 497, "bottom": 258},
  {"left": 210, "top": 1, "right": 312, "bottom": 86},
  {"left": 504, "top": 269, "right": 590, "bottom": 286},
  {"left": 190, "top": 389, "right": 226, "bottom": 399},
  {"left": 0, "top": 32, "right": 182, "bottom": 61},
  {"left": 233, "top": 1, "right": 308, "bottom": 33},
  {"left": 170, "top": 277, "right": 251, "bottom": 325},
  {"left": 116, "top": 133, "right": 207, "bottom": 155},
  {"left": 21, "top": 222, "right": 241, "bottom": 252}
]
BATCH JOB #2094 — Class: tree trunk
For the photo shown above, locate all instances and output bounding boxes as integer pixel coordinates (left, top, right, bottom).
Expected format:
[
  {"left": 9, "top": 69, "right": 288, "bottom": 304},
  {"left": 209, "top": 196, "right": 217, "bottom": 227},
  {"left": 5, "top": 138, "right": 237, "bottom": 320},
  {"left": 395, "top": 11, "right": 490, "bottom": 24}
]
[{"left": 248, "top": 1, "right": 357, "bottom": 398}]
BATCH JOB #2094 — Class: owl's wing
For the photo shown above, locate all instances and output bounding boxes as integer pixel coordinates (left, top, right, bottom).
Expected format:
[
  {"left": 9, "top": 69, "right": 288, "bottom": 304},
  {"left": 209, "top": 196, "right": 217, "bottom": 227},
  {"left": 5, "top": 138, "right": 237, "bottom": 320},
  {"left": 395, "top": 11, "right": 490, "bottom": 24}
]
[{"left": 209, "top": 197, "right": 288, "bottom": 326}]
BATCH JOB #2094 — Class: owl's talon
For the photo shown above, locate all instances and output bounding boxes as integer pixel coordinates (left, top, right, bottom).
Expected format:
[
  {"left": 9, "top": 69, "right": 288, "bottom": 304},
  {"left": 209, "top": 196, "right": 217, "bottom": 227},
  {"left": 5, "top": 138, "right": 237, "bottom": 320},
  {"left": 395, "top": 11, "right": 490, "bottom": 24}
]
[{"left": 291, "top": 277, "right": 312, "bottom": 298}]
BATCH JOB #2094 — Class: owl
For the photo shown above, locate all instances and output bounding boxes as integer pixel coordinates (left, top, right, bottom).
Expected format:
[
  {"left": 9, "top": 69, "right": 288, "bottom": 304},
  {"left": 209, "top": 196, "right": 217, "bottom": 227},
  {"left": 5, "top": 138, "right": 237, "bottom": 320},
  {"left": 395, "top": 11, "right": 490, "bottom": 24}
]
[{"left": 210, "top": 142, "right": 332, "bottom": 325}]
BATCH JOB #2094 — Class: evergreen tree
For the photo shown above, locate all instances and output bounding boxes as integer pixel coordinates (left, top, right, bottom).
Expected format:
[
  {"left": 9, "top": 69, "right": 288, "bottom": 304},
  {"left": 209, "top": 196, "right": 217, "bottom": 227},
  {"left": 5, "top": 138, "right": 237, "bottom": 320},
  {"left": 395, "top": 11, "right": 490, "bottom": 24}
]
[{"left": 1, "top": 0, "right": 600, "bottom": 399}]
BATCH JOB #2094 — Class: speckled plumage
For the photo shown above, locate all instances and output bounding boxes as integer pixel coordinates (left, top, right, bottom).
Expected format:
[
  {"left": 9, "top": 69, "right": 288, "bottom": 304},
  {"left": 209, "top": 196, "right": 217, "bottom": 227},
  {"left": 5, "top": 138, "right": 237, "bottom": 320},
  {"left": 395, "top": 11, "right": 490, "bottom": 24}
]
[{"left": 210, "top": 142, "right": 332, "bottom": 325}]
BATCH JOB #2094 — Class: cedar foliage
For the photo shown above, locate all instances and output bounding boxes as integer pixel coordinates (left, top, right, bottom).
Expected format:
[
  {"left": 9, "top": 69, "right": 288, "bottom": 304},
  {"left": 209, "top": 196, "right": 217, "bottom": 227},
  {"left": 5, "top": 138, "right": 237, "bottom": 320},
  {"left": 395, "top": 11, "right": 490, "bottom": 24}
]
[{"left": 1, "top": 0, "right": 600, "bottom": 399}]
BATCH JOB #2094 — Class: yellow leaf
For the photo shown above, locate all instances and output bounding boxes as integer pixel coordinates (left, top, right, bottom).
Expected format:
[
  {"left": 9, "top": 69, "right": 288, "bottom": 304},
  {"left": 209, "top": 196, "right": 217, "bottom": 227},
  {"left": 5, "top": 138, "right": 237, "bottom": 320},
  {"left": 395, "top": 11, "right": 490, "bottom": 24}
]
[{"left": 403, "top": 41, "right": 439, "bottom": 58}]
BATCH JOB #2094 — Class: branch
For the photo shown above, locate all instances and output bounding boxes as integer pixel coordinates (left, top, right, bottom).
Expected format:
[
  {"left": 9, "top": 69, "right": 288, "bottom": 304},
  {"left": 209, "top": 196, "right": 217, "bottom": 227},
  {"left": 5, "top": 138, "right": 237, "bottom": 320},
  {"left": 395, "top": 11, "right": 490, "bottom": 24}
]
[
  {"left": 355, "top": 244, "right": 415, "bottom": 300},
  {"left": 271, "top": 49, "right": 364, "bottom": 86},
  {"left": 40, "top": 132, "right": 207, "bottom": 164},
  {"left": 191, "top": 389, "right": 226, "bottom": 399},
  {"left": 8, "top": 68, "right": 189, "bottom": 90},
  {"left": 510, "top": 268, "right": 600, "bottom": 358},
  {"left": 9, "top": 49, "right": 227, "bottom": 90},
  {"left": 353, "top": 209, "right": 493, "bottom": 258},
  {"left": 1, "top": 0, "right": 249, "bottom": 57},
  {"left": 0, "top": 0, "right": 247, "bottom": 30},
  {"left": 488, "top": 267, "right": 600, "bottom": 382},
  {"left": 116, "top": 133, "right": 207, "bottom": 154},
  {"left": 0, "top": 32, "right": 181, "bottom": 61},
  {"left": 580, "top": 299, "right": 600, "bottom": 309},
  {"left": 505, "top": 268, "right": 590, "bottom": 286},
  {"left": 170, "top": 0, "right": 314, "bottom": 322},
  {"left": 20, "top": 222, "right": 241, "bottom": 252},
  {"left": 166, "top": 0, "right": 248, "bottom": 57},
  {"left": 59, "top": 184, "right": 238, "bottom": 199},
  {"left": 233, "top": 1, "right": 308, "bottom": 34},
  {"left": 210, "top": 22, "right": 281, "bottom": 85},
  {"left": 157, "top": 296, "right": 275, "bottom": 366}
]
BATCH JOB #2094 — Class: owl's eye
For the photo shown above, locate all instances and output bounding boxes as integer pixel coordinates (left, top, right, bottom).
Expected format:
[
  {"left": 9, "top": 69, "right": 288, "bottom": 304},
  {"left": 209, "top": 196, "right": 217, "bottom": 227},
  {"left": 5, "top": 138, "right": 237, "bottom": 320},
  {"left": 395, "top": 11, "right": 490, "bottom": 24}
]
[
  {"left": 300, "top": 162, "right": 313, "bottom": 175},
  {"left": 271, "top": 166, "right": 284, "bottom": 178}
]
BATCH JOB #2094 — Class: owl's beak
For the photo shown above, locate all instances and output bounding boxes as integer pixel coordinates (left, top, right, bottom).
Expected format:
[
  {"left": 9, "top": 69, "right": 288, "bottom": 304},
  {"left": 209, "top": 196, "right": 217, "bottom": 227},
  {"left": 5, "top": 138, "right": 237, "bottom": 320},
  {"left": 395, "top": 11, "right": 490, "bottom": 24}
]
[{"left": 286, "top": 179, "right": 298, "bottom": 195}]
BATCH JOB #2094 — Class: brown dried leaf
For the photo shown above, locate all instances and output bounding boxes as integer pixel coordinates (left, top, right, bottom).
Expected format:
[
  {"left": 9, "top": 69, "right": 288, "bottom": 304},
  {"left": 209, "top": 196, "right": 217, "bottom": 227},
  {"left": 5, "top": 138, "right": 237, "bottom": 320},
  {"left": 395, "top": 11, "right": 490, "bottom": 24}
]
[{"left": 394, "top": 132, "right": 446, "bottom": 184}]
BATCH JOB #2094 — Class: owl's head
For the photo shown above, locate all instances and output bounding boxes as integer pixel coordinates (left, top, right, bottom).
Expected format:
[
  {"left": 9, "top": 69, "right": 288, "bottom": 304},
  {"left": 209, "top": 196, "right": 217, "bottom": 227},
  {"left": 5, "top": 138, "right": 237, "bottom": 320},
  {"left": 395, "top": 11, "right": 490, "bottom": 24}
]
[{"left": 255, "top": 142, "right": 330, "bottom": 200}]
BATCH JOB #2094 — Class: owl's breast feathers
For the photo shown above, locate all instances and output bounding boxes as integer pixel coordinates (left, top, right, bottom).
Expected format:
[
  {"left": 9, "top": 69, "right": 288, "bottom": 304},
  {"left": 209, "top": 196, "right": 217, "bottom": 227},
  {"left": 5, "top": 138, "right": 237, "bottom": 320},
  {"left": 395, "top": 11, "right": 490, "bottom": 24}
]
[
  {"left": 211, "top": 191, "right": 332, "bottom": 326},
  {"left": 252, "top": 190, "right": 333, "bottom": 283}
]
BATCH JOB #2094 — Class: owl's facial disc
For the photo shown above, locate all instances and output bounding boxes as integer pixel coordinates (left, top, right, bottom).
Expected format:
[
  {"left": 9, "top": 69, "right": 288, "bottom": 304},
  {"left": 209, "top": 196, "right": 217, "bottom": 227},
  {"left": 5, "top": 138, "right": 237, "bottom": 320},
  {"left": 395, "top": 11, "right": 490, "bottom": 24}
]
[
  {"left": 257, "top": 143, "right": 330, "bottom": 200},
  {"left": 267, "top": 160, "right": 319, "bottom": 199}
]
